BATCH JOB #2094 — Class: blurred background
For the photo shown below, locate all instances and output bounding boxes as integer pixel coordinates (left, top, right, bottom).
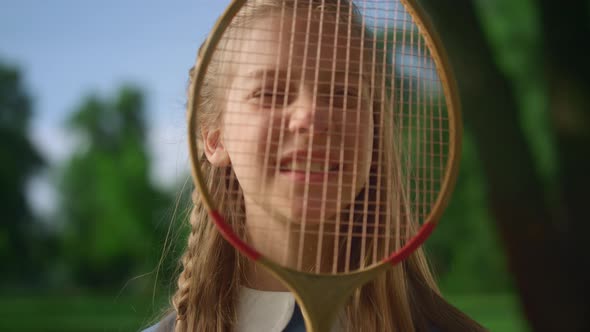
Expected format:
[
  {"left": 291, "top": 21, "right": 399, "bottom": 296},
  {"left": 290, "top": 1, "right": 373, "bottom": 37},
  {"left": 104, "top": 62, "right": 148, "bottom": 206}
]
[{"left": 1, "top": 0, "right": 588, "bottom": 331}]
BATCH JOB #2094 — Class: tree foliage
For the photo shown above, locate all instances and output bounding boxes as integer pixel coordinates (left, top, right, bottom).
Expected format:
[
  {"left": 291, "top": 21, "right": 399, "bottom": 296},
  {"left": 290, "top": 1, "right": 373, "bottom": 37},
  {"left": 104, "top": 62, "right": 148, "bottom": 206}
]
[
  {"left": 419, "top": 0, "right": 590, "bottom": 330},
  {"left": 0, "top": 63, "right": 45, "bottom": 283},
  {"left": 58, "top": 86, "right": 170, "bottom": 289}
]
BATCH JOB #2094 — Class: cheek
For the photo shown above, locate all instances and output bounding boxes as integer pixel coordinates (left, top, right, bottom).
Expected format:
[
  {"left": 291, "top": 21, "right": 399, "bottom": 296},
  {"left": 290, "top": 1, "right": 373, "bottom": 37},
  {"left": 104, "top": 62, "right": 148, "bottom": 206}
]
[
  {"left": 347, "top": 109, "right": 374, "bottom": 154},
  {"left": 362, "top": 116, "right": 375, "bottom": 174},
  {"left": 354, "top": 110, "right": 375, "bottom": 184},
  {"left": 223, "top": 110, "right": 276, "bottom": 170}
]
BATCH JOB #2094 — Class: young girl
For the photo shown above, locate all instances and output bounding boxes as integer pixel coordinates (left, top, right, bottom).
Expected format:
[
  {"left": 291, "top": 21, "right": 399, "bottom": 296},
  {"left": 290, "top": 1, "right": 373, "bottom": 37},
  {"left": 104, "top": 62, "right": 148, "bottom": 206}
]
[{"left": 147, "top": 0, "right": 484, "bottom": 331}]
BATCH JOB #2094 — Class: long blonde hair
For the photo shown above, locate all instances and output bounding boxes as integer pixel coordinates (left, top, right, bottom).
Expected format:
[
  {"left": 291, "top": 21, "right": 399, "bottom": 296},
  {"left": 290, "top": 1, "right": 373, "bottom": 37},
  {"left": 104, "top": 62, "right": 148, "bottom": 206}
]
[{"left": 167, "top": 1, "right": 485, "bottom": 331}]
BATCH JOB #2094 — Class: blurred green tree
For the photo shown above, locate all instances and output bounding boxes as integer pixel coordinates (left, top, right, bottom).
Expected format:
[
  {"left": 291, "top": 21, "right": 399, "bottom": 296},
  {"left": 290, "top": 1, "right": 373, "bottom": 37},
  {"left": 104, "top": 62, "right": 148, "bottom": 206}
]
[
  {"left": 419, "top": 0, "right": 590, "bottom": 330},
  {"left": 536, "top": 0, "right": 590, "bottom": 329},
  {"left": 58, "top": 86, "right": 170, "bottom": 290},
  {"left": 427, "top": 132, "right": 513, "bottom": 293},
  {"left": 0, "top": 63, "right": 45, "bottom": 284}
]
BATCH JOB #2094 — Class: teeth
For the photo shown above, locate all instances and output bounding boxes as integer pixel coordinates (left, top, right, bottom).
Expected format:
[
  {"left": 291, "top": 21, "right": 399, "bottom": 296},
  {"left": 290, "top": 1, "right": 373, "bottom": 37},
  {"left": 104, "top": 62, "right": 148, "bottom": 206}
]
[{"left": 283, "top": 162, "right": 333, "bottom": 172}]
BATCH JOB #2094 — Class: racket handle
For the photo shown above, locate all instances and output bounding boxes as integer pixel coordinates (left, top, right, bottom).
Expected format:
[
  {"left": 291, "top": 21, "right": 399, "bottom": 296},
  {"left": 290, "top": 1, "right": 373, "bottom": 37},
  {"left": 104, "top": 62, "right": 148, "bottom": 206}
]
[{"left": 261, "top": 258, "right": 390, "bottom": 332}]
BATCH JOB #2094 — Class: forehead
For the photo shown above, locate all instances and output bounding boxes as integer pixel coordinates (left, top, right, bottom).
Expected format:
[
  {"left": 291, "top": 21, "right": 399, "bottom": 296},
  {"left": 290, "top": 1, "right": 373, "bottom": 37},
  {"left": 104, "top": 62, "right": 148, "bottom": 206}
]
[{"left": 226, "top": 7, "right": 365, "bottom": 79}]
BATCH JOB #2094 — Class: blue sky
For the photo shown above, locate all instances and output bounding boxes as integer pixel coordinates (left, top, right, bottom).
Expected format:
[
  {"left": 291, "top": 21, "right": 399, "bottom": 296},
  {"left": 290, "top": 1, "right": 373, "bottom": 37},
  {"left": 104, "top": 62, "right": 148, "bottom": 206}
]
[{"left": 0, "top": 0, "right": 230, "bottom": 213}]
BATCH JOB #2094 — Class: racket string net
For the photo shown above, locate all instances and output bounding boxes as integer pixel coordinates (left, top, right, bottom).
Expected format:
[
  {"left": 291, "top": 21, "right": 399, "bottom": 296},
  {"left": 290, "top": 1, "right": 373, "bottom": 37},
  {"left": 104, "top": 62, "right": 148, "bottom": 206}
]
[{"left": 196, "top": 0, "right": 450, "bottom": 274}]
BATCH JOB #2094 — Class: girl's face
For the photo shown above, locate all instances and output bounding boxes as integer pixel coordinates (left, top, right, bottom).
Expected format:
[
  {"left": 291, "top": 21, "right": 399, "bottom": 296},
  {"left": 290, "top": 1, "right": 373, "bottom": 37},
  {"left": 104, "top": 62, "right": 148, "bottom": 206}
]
[{"left": 206, "top": 9, "right": 374, "bottom": 226}]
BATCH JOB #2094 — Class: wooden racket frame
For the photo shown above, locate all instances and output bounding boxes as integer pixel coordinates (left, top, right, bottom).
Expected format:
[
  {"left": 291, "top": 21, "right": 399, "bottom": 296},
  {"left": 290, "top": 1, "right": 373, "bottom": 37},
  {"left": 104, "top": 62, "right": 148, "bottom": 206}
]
[{"left": 187, "top": 0, "right": 461, "bottom": 331}]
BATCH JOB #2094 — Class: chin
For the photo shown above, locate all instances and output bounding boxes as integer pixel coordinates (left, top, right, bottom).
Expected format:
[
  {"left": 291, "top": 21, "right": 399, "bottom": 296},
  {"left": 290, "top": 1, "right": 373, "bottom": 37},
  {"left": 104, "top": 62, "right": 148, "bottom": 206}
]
[{"left": 286, "top": 204, "right": 339, "bottom": 227}]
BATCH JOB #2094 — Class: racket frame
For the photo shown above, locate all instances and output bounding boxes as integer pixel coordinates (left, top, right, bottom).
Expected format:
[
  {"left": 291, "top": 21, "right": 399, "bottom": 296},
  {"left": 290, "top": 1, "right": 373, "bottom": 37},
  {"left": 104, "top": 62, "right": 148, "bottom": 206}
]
[{"left": 187, "top": 0, "right": 462, "bottom": 330}]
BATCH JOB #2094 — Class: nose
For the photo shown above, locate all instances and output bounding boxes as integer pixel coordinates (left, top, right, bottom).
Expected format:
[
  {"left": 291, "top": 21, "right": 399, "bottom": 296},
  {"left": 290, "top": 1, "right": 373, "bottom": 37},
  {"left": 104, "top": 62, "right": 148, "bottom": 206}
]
[{"left": 287, "top": 89, "right": 329, "bottom": 134}]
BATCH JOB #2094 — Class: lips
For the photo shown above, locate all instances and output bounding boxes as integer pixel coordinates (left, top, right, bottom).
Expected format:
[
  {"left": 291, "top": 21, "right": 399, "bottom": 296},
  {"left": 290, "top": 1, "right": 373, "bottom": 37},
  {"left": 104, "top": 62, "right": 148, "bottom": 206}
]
[{"left": 278, "top": 150, "right": 340, "bottom": 174}]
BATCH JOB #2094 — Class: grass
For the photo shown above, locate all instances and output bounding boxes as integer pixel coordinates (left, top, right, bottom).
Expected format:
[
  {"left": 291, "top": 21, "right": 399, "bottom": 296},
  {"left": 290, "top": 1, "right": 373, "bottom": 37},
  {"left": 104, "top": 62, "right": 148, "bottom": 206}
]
[
  {"left": 0, "top": 292, "right": 529, "bottom": 331},
  {"left": 0, "top": 293, "right": 167, "bottom": 332}
]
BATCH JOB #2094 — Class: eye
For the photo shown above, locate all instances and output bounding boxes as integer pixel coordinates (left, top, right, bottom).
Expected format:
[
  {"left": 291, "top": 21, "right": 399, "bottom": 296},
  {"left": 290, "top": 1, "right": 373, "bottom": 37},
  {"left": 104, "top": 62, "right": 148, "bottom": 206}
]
[{"left": 249, "top": 88, "right": 289, "bottom": 108}]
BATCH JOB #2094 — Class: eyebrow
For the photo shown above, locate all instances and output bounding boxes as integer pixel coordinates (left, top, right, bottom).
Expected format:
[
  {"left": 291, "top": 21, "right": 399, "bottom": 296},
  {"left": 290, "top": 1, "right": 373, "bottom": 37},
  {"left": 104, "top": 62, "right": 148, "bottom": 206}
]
[
  {"left": 241, "top": 68, "right": 291, "bottom": 81},
  {"left": 240, "top": 67, "right": 360, "bottom": 84}
]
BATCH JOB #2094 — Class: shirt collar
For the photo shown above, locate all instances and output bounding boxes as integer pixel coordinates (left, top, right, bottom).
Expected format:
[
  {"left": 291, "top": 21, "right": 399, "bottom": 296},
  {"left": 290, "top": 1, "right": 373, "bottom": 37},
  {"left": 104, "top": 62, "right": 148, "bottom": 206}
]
[{"left": 235, "top": 287, "right": 296, "bottom": 332}]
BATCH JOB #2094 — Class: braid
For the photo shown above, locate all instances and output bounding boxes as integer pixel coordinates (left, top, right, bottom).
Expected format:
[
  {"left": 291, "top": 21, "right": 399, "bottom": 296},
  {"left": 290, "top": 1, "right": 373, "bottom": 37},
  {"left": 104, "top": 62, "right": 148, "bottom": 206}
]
[
  {"left": 172, "top": 191, "right": 203, "bottom": 331},
  {"left": 169, "top": 158, "right": 245, "bottom": 331}
]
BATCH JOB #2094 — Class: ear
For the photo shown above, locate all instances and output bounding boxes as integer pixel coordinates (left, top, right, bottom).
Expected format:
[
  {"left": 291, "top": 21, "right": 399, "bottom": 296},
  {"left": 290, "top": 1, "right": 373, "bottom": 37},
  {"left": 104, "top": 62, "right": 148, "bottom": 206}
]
[{"left": 202, "top": 128, "right": 230, "bottom": 167}]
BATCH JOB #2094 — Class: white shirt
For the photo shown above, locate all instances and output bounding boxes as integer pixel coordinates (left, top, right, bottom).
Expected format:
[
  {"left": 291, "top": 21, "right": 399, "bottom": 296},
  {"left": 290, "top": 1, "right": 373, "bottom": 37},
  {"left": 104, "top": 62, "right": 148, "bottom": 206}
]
[{"left": 235, "top": 287, "right": 344, "bottom": 332}]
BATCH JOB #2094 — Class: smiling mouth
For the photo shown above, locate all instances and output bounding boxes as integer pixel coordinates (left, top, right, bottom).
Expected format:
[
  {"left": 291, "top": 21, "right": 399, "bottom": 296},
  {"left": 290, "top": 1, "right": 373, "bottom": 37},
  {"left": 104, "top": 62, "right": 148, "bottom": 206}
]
[{"left": 279, "top": 161, "right": 340, "bottom": 173}]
